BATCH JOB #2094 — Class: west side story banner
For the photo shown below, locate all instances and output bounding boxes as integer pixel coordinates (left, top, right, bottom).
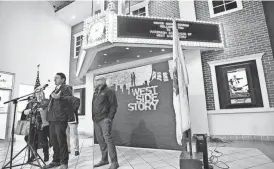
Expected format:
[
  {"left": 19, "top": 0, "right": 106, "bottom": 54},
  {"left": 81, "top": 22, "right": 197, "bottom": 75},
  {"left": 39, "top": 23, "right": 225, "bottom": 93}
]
[{"left": 95, "top": 60, "right": 182, "bottom": 150}]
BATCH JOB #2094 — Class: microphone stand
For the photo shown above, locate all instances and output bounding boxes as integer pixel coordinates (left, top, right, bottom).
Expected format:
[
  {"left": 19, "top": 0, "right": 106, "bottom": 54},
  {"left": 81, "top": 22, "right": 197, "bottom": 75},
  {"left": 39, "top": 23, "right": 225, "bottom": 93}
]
[{"left": 2, "top": 88, "right": 47, "bottom": 169}]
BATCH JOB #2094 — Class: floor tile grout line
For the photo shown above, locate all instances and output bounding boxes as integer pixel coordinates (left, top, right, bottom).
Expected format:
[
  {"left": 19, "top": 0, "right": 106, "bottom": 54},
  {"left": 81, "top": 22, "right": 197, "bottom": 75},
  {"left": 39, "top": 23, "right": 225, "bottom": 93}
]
[
  {"left": 214, "top": 148, "right": 263, "bottom": 156},
  {"left": 247, "top": 161, "right": 274, "bottom": 169},
  {"left": 74, "top": 139, "right": 85, "bottom": 169},
  {"left": 221, "top": 154, "right": 270, "bottom": 164},
  {"left": 134, "top": 150, "right": 157, "bottom": 169},
  {"left": 118, "top": 147, "right": 136, "bottom": 168}
]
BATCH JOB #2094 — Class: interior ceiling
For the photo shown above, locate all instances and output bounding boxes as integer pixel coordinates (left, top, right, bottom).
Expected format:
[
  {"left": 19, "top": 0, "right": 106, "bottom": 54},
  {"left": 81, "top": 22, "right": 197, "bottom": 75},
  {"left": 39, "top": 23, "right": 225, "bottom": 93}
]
[
  {"left": 54, "top": 1, "right": 101, "bottom": 26},
  {"left": 48, "top": 1, "right": 74, "bottom": 12},
  {"left": 88, "top": 46, "right": 173, "bottom": 71}
]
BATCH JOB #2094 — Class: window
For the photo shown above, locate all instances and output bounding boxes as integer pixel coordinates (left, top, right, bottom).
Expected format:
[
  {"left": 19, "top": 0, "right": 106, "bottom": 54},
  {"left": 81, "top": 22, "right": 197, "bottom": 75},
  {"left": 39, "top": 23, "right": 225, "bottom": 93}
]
[
  {"left": 208, "top": 0, "right": 243, "bottom": 18},
  {"left": 125, "top": 0, "right": 149, "bottom": 16},
  {"left": 74, "top": 32, "right": 84, "bottom": 59},
  {"left": 208, "top": 53, "right": 270, "bottom": 113},
  {"left": 132, "top": 7, "right": 146, "bottom": 16}
]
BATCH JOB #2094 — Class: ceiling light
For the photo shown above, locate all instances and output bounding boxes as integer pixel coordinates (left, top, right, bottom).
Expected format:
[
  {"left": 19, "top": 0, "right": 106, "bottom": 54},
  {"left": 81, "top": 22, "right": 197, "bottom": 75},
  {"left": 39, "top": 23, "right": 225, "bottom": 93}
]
[
  {"left": 137, "top": 55, "right": 140, "bottom": 58},
  {"left": 161, "top": 49, "right": 165, "bottom": 52},
  {"left": 117, "top": 60, "right": 120, "bottom": 62},
  {"left": 71, "top": 15, "right": 76, "bottom": 20},
  {"left": 98, "top": 65, "right": 101, "bottom": 67},
  {"left": 104, "top": 61, "right": 107, "bottom": 63},
  {"left": 104, "top": 54, "right": 107, "bottom": 56},
  {"left": 150, "top": 50, "right": 152, "bottom": 52},
  {"left": 126, "top": 47, "right": 130, "bottom": 50}
]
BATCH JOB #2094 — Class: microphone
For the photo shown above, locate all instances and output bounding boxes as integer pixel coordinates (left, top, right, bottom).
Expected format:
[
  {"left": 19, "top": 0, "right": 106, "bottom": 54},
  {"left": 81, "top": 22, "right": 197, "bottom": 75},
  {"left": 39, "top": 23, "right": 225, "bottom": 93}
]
[
  {"left": 43, "top": 84, "right": 49, "bottom": 90},
  {"left": 35, "top": 84, "right": 49, "bottom": 93}
]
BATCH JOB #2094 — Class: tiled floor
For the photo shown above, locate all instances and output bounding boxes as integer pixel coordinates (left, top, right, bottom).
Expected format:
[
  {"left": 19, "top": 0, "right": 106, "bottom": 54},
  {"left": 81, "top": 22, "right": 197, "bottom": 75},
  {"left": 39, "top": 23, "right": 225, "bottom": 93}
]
[{"left": 0, "top": 137, "right": 273, "bottom": 169}]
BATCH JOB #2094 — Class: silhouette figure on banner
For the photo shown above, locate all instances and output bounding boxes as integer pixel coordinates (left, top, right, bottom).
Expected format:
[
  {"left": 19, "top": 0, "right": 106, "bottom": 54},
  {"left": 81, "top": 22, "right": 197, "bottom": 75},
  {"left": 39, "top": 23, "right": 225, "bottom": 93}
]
[{"left": 131, "top": 72, "right": 136, "bottom": 86}]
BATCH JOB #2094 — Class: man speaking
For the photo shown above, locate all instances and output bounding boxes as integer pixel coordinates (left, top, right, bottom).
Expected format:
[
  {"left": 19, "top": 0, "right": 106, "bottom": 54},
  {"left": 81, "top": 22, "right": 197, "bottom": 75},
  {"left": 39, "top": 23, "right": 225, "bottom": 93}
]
[{"left": 92, "top": 77, "right": 119, "bottom": 169}]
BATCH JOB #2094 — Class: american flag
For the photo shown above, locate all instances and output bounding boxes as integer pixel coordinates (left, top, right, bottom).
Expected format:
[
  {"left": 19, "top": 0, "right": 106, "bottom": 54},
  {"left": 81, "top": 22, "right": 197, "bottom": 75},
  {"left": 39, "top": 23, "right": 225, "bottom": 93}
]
[
  {"left": 172, "top": 19, "right": 191, "bottom": 146},
  {"left": 34, "top": 64, "right": 41, "bottom": 89}
]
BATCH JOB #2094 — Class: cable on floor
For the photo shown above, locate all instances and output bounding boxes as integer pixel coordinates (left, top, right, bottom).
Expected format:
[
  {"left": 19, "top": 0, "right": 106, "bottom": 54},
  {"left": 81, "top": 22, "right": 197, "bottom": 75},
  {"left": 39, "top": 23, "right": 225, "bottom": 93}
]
[{"left": 208, "top": 137, "right": 231, "bottom": 169}]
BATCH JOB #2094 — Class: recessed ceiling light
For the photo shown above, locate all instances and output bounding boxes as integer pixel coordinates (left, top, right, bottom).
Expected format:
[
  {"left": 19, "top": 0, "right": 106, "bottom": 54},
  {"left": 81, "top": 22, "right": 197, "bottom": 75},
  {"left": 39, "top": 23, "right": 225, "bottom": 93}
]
[
  {"left": 71, "top": 15, "right": 76, "bottom": 20},
  {"left": 117, "top": 60, "right": 119, "bottom": 62},
  {"left": 161, "top": 49, "right": 165, "bottom": 52},
  {"left": 137, "top": 55, "right": 140, "bottom": 58},
  {"left": 126, "top": 47, "right": 130, "bottom": 50},
  {"left": 104, "top": 54, "right": 107, "bottom": 56}
]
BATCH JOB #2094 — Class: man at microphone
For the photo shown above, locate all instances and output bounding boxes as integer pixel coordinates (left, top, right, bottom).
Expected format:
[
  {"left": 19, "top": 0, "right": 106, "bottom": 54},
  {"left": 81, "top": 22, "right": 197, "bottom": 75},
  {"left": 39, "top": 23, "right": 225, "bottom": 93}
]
[{"left": 43, "top": 73, "right": 73, "bottom": 169}]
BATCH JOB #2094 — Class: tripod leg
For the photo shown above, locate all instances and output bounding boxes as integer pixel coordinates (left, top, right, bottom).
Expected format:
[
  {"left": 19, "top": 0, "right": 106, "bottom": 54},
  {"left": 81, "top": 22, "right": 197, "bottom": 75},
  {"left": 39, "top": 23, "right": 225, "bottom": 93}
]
[
  {"left": 2, "top": 145, "right": 28, "bottom": 168},
  {"left": 29, "top": 146, "right": 45, "bottom": 168}
]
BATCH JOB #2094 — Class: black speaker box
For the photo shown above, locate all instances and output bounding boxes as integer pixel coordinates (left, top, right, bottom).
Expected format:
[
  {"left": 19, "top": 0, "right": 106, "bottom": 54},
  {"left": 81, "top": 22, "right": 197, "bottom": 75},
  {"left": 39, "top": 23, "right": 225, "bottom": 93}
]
[{"left": 180, "top": 159, "right": 203, "bottom": 169}]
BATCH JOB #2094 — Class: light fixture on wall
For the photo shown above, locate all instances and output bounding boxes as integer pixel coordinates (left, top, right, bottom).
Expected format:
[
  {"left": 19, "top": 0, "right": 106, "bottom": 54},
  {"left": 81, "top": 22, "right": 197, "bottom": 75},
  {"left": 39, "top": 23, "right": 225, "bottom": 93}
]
[
  {"left": 137, "top": 55, "right": 140, "bottom": 58},
  {"left": 161, "top": 49, "right": 165, "bottom": 52},
  {"left": 104, "top": 54, "right": 107, "bottom": 56}
]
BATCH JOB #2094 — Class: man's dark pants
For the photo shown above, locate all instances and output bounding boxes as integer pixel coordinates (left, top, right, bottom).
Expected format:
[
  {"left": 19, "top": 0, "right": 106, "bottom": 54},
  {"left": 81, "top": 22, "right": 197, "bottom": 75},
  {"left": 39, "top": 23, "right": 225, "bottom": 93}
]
[
  {"left": 49, "top": 121, "right": 69, "bottom": 165},
  {"left": 94, "top": 118, "right": 118, "bottom": 163}
]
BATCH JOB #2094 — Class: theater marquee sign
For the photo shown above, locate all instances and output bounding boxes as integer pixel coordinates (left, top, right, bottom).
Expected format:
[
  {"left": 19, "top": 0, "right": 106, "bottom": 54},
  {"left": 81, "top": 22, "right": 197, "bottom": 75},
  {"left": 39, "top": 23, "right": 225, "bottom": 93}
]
[
  {"left": 117, "top": 17, "right": 221, "bottom": 43},
  {"left": 77, "top": 12, "right": 225, "bottom": 77},
  {"left": 81, "top": 12, "right": 224, "bottom": 50}
]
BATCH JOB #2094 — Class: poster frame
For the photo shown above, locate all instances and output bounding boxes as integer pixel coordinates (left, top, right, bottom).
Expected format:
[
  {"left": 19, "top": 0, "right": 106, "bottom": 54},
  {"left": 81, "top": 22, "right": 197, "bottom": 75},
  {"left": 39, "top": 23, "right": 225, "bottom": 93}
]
[{"left": 0, "top": 70, "right": 15, "bottom": 140}]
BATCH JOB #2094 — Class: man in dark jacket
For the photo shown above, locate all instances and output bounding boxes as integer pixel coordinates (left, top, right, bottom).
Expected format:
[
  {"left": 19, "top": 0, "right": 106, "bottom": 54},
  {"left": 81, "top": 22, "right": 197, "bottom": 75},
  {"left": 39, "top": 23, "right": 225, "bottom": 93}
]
[
  {"left": 43, "top": 73, "right": 73, "bottom": 169},
  {"left": 93, "top": 77, "right": 119, "bottom": 169}
]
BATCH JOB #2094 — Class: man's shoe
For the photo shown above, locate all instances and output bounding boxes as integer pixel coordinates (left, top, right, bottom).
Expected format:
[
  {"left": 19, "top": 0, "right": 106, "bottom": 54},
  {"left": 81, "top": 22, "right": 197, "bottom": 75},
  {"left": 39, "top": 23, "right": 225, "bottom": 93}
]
[
  {"left": 59, "top": 164, "right": 68, "bottom": 169},
  {"left": 44, "top": 153, "right": 49, "bottom": 162},
  {"left": 109, "top": 162, "right": 119, "bottom": 169},
  {"left": 94, "top": 161, "right": 109, "bottom": 168},
  {"left": 75, "top": 151, "right": 80, "bottom": 156},
  {"left": 42, "top": 162, "right": 61, "bottom": 169}
]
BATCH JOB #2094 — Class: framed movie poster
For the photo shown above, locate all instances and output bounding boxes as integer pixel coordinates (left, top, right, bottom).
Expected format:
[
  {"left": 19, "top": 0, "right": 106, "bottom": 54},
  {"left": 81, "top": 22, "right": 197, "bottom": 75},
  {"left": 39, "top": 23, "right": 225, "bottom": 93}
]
[
  {"left": 216, "top": 60, "right": 263, "bottom": 109},
  {"left": 0, "top": 89, "right": 11, "bottom": 113},
  {"left": 227, "top": 68, "right": 251, "bottom": 104},
  {"left": 0, "top": 71, "right": 14, "bottom": 140},
  {"left": 0, "top": 71, "right": 14, "bottom": 89}
]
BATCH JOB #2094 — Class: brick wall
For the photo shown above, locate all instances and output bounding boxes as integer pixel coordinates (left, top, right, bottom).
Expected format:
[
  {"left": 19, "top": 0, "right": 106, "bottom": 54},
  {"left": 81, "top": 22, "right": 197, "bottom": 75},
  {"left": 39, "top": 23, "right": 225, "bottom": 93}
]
[
  {"left": 148, "top": 0, "right": 180, "bottom": 18},
  {"left": 195, "top": 0, "right": 274, "bottom": 110},
  {"left": 69, "top": 1, "right": 180, "bottom": 86},
  {"left": 69, "top": 22, "right": 86, "bottom": 86}
]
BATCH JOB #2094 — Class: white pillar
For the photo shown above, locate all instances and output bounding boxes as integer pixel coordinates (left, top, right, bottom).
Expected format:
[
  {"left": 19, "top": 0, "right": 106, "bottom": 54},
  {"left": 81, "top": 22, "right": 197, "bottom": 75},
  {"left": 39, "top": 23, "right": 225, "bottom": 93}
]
[
  {"left": 179, "top": 0, "right": 209, "bottom": 134},
  {"left": 83, "top": 71, "right": 94, "bottom": 137},
  {"left": 184, "top": 50, "right": 209, "bottom": 134}
]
